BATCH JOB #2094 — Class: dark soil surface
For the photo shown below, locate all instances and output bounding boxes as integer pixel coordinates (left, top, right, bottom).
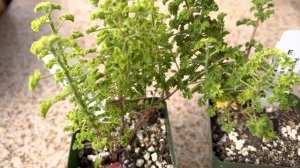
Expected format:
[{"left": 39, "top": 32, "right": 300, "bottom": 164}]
[
  {"left": 212, "top": 108, "right": 300, "bottom": 167},
  {"left": 78, "top": 110, "right": 174, "bottom": 168}
]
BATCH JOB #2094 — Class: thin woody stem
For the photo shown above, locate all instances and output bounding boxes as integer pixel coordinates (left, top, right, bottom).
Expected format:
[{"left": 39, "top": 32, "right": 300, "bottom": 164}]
[{"left": 246, "top": 19, "right": 260, "bottom": 58}]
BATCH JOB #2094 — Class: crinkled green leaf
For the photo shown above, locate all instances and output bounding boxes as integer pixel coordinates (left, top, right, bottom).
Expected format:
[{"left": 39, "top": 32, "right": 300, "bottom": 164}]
[
  {"left": 28, "top": 69, "right": 41, "bottom": 91},
  {"left": 31, "top": 16, "right": 48, "bottom": 32},
  {"left": 39, "top": 99, "right": 52, "bottom": 118},
  {"left": 34, "top": 2, "right": 61, "bottom": 13}
]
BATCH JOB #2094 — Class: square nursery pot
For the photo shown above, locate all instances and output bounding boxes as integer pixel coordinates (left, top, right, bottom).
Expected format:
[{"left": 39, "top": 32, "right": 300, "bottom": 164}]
[
  {"left": 211, "top": 94, "right": 300, "bottom": 168},
  {"left": 67, "top": 98, "right": 178, "bottom": 168}
]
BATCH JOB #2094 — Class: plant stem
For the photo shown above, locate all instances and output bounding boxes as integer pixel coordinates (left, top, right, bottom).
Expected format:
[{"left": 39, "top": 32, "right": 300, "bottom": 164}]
[
  {"left": 184, "top": 0, "right": 190, "bottom": 9},
  {"left": 160, "top": 88, "right": 179, "bottom": 102},
  {"left": 46, "top": 13, "right": 58, "bottom": 35},
  {"left": 40, "top": 74, "right": 54, "bottom": 79},
  {"left": 246, "top": 19, "right": 260, "bottom": 58},
  {"left": 57, "top": 20, "right": 65, "bottom": 31},
  {"left": 55, "top": 51, "right": 87, "bottom": 111}
]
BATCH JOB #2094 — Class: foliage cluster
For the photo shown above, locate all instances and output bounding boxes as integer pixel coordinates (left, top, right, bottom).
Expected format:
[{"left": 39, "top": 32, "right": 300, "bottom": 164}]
[{"left": 29, "top": 0, "right": 300, "bottom": 153}]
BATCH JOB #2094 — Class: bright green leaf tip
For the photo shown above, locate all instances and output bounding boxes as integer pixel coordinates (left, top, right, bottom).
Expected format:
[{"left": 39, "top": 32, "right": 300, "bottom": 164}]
[
  {"left": 39, "top": 99, "right": 52, "bottom": 118},
  {"left": 28, "top": 69, "right": 41, "bottom": 92},
  {"left": 58, "top": 14, "right": 75, "bottom": 22},
  {"left": 31, "top": 16, "right": 47, "bottom": 32},
  {"left": 34, "top": 2, "right": 61, "bottom": 13}
]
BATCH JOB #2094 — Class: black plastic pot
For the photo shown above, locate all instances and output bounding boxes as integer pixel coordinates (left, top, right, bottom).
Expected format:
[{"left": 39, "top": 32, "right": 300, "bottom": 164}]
[
  {"left": 211, "top": 95, "right": 300, "bottom": 168},
  {"left": 67, "top": 99, "right": 178, "bottom": 168}
]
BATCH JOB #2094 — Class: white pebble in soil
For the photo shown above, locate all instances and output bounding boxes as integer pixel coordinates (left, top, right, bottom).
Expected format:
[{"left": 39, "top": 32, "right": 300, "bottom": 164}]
[
  {"left": 228, "top": 132, "right": 238, "bottom": 142},
  {"left": 98, "top": 151, "right": 110, "bottom": 157},
  {"left": 156, "top": 161, "right": 162, "bottom": 168},
  {"left": 136, "top": 159, "right": 145, "bottom": 167},
  {"left": 124, "top": 160, "right": 130, "bottom": 165},
  {"left": 287, "top": 125, "right": 292, "bottom": 133},
  {"left": 128, "top": 163, "right": 134, "bottom": 168},
  {"left": 159, "top": 119, "right": 165, "bottom": 124},
  {"left": 225, "top": 148, "right": 236, "bottom": 156},
  {"left": 235, "top": 139, "right": 245, "bottom": 150},
  {"left": 87, "top": 155, "right": 97, "bottom": 162},
  {"left": 298, "top": 148, "right": 300, "bottom": 156},
  {"left": 220, "top": 134, "right": 228, "bottom": 142},
  {"left": 137, "top": 130, "right": 144, "bottom": 140},
  {"left": 129, "top": 123, "right": 135, "bottom": 130},
  {"left": 241, "top": 150, "right": 248, "bottom": 156},
  {"left": 281, "top": 124, "right": 300, "bottom": 140},
  {"left": 144, "top": 152, "right": 150, "bottom": 161},
  {"left": 148, "top": 146, "right": 155, "bottom": 152},
  {"left": 135, "top": 147, "right": 141, "bottom": 154},
  {"left": 290, "top": 129, "right": 297, "bottom": 140},
  {"left": 126, "top": 145, "right": 132, "bottom": 151},
  {"left": 151, "top": 152, "right": 158, "bottom": 162},
  {"left": 161, "top": 125, "right": 166, "bottom": 132},
  {"left": 281, "top": 127, "right": 287, "bottom": 134},
  {"left": 247, "top": 145, "right": 257, "bottom": 152},
  {"left": 125, "top": 113, "right": 130, "bottom": 121}
]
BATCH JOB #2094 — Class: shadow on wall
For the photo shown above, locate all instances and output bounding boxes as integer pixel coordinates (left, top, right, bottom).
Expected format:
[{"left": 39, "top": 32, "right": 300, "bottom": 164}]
[
  {"left": 0, "top": 0, "right": 12, "bottom": 16},
  {"left": 0, "top": 0, "right": 18, "bottom": 95},
  {"left": 0, "top": 0, "right": 46, "bottom": 94}
]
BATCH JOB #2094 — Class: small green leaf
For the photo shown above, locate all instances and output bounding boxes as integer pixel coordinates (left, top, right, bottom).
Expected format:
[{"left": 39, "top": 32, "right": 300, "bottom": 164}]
[
  {"left": 28, "top": 69, "right": 41, "bottom": 91},
  {"left": 70, "top": 31, "right": 84, "bottom": 39},
  {"left": 236, "top": 18, "right": 256, "bottom": 27},
  {"left": 58, "top": 14, "right": 75, "bottom": 22},
  {"left": 207, "top": 106, "right": 217, "bottom": 117},
  {"left": 86, "top": 25, "right": 100, "bottom": 34},
  {"left": 246, "top": 115, "right": 275, "bottom": 140},
  {"left": 39, "top": 99, "right": 52, "bottom": 118},
  {"left": 34, "top": 2, "right": 61, "bottom": 13},
  {"left": 31, "top": 16, "right": 48, "bottom": 32}
]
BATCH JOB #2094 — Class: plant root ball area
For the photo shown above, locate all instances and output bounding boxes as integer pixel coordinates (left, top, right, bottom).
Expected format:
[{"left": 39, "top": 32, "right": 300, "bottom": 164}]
[
  {"left": 78, "top": 110, "right": 174, "bottom": 168},
  {"left": 212, "top": 108, "right": 300, "bottom": 167}
]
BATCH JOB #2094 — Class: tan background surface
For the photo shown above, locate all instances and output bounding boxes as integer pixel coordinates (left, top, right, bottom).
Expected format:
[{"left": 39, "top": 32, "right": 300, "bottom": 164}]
[{"left": 0, "top": 0, "right": 299, "bottom": 168}]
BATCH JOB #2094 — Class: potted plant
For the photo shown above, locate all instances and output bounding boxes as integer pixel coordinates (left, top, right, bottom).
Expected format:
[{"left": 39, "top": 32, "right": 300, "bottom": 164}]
[
  {"left": 29, "top": 1, "right": 183, "bottom": 168},
  {"left": 194, "top": 1, "right": 300, "bottom": 168},
  {"left": 29, "top": 0, "right": 300, "bottom": 167}
]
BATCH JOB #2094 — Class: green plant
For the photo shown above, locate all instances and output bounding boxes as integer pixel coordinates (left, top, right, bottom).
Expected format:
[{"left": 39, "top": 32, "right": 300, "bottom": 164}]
[{"left": 29, "top": 0, "right": 299, "bottom": 156}]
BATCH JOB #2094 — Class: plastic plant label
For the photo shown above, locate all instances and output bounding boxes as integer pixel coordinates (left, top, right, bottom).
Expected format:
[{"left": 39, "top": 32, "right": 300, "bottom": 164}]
[
  {"left": 261, "top": 30, "right": 300, "bottom": 109},
  {"left": 275, "top": 30, "right": 300, "bottom": 74},
  {"left": 42, "top": 49, "right": 107, "bottom": 116}
]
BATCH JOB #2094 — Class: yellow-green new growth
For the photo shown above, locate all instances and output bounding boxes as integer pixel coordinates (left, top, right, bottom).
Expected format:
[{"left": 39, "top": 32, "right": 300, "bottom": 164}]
[
  {"left": 34, "top": 2, "right": 61, "bottom": 13},
  {"left": 30, "top": 35, "right": 59, "bottom": 56},
  {"left": 31, "top": 16, "right": 48, "bottom": 32},
  {"left": 28, "top": 69, "right": 41, "bottom": 91},
  {"left": 39, "top": 99, "right": 52, "bottom": 118},
  {"left": 58, "top": 14, "right": 75, "bottom": 22}
]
